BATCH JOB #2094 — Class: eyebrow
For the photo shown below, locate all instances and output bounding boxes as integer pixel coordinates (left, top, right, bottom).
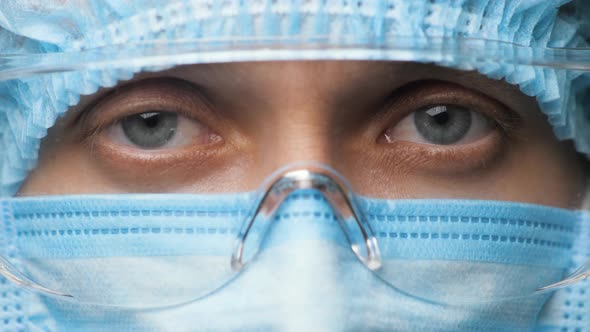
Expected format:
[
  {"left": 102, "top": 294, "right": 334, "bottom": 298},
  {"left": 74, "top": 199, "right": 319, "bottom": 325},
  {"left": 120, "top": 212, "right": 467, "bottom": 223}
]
[
  {"left": 69, "top": 61, "right": 538, "bottom": 125},
  {"left": 454, "top": 70, "right": 523, "bottom": 95}
]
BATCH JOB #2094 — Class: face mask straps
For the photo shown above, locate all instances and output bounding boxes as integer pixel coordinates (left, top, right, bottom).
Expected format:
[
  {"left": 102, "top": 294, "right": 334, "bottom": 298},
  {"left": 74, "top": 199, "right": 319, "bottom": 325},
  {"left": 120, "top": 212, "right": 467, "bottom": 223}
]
[{"left": 0, "top": 201, "right": 72, "bottom": 299}]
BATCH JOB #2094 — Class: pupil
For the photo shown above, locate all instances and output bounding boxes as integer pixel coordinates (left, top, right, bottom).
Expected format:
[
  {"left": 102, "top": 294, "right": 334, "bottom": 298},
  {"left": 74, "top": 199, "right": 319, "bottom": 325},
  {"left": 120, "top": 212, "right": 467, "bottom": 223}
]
[
  {"left": 141, "top": 112, "right": 161, "bottom": 129},
  {"left": 414, "top": 105, "right": 472, "bottom": 145},
  {"left": 432, "top": 111, "right": 450, "bottom": 126},
  {"left": 122, "top": 111, "right": 178, "bottom": 149}
]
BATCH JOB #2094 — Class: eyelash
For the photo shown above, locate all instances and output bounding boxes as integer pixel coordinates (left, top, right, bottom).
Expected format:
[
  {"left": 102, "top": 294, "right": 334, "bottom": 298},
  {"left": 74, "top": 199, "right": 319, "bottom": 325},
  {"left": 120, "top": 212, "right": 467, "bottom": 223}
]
[
  {"left": 366, "top": 81, "right": 523, "bottom": 174},
  {"left": 76, "top": 78, "right": 521, "bottom": 178},
  {"left": 378, "top": 81, "right": 522, "bottom": 140},
  {"left": 76, "top": 79, "right": 220, "bottom": 145}
]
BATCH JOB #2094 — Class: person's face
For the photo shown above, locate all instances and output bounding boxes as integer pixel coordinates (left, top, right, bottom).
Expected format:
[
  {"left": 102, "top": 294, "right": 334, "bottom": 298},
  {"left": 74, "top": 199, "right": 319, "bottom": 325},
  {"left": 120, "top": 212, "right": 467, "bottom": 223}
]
[{"left": 19, "top": 61, "right": 586, "bottom": 208}]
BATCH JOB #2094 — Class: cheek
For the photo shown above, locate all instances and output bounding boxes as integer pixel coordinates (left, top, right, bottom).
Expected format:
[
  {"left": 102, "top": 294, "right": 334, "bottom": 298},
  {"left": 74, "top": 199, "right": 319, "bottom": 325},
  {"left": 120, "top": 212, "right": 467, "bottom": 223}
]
[
  {"left": 493, "top": 140, "right": 586, "bottom": 209},
  {"left": 20, "top": 134, "right": 586, "bottom": 208},
  {"left": 18, "top": 141, "right": 259, "bottom": 195},
  {"left": 19, "top": 143, "right": 111, "bottom": 195},
  {"left": 338, "top": 135, "right": 585, "bottom": 209}
]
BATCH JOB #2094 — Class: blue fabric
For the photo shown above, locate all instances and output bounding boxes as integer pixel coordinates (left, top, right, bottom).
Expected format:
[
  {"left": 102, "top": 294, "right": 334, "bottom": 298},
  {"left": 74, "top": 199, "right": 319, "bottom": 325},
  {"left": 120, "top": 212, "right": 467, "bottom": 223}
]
[
  {"left": 0, "top": 193, "right": 586, "bottom": 331},
  {"left": 535, "top": 212, "right": 590, "bottom": 332},
  {"left": 0, "top": 0, "right": 589, "bottom": 195},
  {"left": 7, "top": 194, "right": 577, "bottom": 266},
  {"left": 0, "top": 201, "right": 27, "bottom": 331},
  {"left": 0, "top": 1, "right": 588, "bottom": 330}
]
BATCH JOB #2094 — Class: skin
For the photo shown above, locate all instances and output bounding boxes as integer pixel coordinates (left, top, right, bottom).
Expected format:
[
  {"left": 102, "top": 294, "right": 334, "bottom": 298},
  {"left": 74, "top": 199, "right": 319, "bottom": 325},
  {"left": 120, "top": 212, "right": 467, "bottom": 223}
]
[{"left": 19, "top": 61, "right": 587, "bottom": 208}]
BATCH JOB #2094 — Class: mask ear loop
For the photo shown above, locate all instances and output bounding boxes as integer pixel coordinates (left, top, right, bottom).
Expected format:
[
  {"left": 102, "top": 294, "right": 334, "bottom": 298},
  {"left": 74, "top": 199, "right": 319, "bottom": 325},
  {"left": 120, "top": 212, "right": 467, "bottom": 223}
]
[
  {"left": 0, "top": 255, "right": 72, "bottom": 298},
  {"left": 0, "top": 201, "right": 72, "bottom": 299},
  {"left": 230, "top": 163, "right": 382, "bottom": 272},
  {"left": 535, "top": 260, "right": 590, "bottom": 293},
  {"left": 537, "top": 189, "right": 590, "bottom": 294}
]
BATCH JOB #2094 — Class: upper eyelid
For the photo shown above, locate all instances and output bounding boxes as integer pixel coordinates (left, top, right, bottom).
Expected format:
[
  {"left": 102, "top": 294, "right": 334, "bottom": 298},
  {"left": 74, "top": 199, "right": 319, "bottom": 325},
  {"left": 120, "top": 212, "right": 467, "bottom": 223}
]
[
  {"left": 400, "top": 64, "right": 536, "bottom": 117},
  {"left": 72, "top": 76, "right": 522, "bottom": 138},
  {"left": 380, "top": 80, "right": 522, "bottom": 132},
  {"left": 72, "top": 77, "right": 217, "bottom": 134}
]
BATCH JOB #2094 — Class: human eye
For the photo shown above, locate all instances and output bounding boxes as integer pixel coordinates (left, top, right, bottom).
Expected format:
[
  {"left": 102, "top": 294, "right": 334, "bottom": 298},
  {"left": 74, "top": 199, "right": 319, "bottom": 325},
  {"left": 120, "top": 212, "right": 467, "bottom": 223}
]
[
  {"left": 79, "top": 78, "right": 223, "bottom": 158},
  {"left": 106, "top": 110, "right": 218, "bottom": 150},
  {"left": 377, "top": 81, "right": 520, "bottom": 173},
  {"left": 385, "top": 104, "right": 494, "bottom": 146},
  {"left": 68, "top": 77, "right": 235, "bottom": 191}
]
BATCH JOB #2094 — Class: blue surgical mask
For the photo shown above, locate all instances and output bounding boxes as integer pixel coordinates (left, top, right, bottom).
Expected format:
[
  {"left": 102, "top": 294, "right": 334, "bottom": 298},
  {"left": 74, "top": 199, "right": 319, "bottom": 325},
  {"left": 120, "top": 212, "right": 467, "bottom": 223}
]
[
  {"left": 0, "top": 2, "right": 589, "bottom": 331},
  {"left": 0, "top": 0, "right": 590, "bottom": 197},
  {"left": 0, "top": 189, "right": 587, "bottom": 331}
]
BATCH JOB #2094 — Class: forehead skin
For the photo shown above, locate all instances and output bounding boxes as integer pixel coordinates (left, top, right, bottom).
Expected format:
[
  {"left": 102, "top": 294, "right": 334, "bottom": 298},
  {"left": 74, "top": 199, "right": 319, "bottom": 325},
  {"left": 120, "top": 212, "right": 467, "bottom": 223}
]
[{"left": 20, "top": 61, "right": 587, "bottom": 208}]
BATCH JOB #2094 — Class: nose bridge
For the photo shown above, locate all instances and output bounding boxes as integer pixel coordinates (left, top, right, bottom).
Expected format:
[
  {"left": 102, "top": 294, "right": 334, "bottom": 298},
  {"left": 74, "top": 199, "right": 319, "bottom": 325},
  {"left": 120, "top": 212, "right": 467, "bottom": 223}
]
[
  {"left": 256, "top": 79, "right": 335, "bottom": 170},
  {"left": 228, "top": 192, "right": 361, "bottom": 331},
  {"left": 269, "top": 188, "right": 380, "bottom": 266},
  {"left": 264, "top": 189, "right": 343, "bottom": 245},
  {"left": 239, "top": 188, "right": 349, "bottom": 266},
  {"left": 260, "top": 118, "right": 334, "bottom": 171},
  {"left": 253, "top": 189, "right": 361, "bottom": 285},
  {"left": 232, "top": 166, "right": 382, "bottom": 272}
]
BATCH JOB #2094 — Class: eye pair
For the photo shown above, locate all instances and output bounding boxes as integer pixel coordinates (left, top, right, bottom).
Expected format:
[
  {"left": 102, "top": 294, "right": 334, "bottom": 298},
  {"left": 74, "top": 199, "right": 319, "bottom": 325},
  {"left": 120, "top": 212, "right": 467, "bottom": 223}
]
[
  {"left": 99, "top": 93, "right": 497, "bottom": 152},
  {"left": 75, "top": 77, "right": 518, "bottom": 178},
  {"left": 114, "top": 104, "right": 487, "bottom": 149}
]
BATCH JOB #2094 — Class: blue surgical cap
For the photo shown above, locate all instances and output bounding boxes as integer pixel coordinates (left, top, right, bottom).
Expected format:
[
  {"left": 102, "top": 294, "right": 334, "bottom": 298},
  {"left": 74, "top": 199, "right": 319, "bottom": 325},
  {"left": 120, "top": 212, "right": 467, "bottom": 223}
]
[{"left": 0, "top": 0, "right": 588, "bottom": 195}]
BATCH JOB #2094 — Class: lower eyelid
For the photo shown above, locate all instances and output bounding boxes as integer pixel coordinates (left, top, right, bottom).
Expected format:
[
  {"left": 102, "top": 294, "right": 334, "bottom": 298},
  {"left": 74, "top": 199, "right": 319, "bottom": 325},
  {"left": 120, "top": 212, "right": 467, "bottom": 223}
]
[
  {"left": 86, "top": 134, "right": 223, "bottom": 172},
  {"left": 378, "top": 131, "right": 505, "bottom": 175},
  {"left": 81, "top": 136, "right": 231, "bottom": 192}
]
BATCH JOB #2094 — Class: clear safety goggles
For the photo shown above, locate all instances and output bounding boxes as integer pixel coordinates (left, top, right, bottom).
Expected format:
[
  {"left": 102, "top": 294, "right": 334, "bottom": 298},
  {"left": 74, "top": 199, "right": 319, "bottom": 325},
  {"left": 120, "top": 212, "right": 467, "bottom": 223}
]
[
  {"left": 2, "top": 162, "right": 589, "bottom": 308},
  {"left": 0, "top": 39, "right": 589, "bottom": 309}
]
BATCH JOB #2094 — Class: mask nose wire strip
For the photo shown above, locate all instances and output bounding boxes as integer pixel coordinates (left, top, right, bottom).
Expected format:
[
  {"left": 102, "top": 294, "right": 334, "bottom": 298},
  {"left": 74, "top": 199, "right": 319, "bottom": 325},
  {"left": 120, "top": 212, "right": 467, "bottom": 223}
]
[{"left": 231, "top": 167, "right": 382, "bottom": 272}]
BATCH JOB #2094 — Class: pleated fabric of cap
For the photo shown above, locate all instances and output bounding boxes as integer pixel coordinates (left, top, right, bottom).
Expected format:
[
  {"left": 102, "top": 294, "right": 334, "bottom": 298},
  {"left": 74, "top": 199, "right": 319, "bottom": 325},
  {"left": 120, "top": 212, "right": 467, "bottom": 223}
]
[{"left": 0, "top": 0, "right": 589, "bottom": 196}]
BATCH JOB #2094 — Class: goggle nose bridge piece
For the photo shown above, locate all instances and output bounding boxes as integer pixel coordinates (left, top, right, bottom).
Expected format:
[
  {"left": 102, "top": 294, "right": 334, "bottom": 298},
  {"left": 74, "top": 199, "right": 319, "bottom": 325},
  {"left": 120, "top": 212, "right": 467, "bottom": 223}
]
[{"left": 230, "top": 166, "right": 382, "bottom": 272}]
